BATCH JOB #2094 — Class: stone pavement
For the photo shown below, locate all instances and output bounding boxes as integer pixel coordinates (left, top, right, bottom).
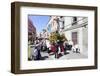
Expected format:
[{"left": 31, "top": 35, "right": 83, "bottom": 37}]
[{"left": 40, "top": 51, "right": 88, "bottom": 60}]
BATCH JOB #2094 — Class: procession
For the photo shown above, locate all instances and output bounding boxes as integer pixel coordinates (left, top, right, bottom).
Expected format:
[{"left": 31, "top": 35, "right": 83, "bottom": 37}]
[{"left": 28, "top": 16, "right": 88, "bottom": 61}]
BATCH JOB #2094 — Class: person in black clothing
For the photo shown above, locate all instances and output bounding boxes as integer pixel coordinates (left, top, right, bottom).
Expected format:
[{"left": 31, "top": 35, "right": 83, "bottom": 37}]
[{"left": 55, "top": 42, "right": 59, "bottom": 59}]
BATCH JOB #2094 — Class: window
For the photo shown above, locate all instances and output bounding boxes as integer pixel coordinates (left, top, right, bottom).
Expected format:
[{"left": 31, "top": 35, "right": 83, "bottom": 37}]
[{"left": 72, "top": 17, "right": 77, "bottom": 25}]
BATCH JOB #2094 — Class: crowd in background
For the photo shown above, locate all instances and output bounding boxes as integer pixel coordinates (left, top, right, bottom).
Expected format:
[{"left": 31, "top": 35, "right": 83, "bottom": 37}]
[{"left": 28, "top": 35, "right": 80, "bottom": 61}]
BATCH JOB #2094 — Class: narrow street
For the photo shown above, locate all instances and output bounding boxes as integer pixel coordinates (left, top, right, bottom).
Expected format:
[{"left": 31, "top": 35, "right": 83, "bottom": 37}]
[{"left": 28, "top": 16, "right": 88, "bottom": 61}]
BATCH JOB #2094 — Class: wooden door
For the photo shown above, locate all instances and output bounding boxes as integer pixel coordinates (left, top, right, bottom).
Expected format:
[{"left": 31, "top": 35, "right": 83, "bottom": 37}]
[{"left": 72, "top": 32, "right": 78, "bottom": 45}]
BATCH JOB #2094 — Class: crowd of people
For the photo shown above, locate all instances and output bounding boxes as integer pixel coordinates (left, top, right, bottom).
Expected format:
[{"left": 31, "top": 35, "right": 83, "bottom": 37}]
[
  {"left": 28, "top": 16, "right": 82, "bottom": 61},
  {"left": 28, "top": 36, "right": 80, "bottom": 61}
]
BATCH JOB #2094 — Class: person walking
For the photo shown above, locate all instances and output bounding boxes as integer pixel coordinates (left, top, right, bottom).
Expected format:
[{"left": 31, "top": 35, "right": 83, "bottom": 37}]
[
  {"left": 34, "top": 43, "right": 42, "bottom": 60},
  {"left": 68, "top": 40, "right": 73, "bottom": 50},
  {"left": 46, "top": 39, "right": 51, "bottom": 53},
  {"left": 63, "top": 39, "right": 69, "bottom": 55},
  {"left": 55, "top": 41, "right": 59, "bottom": 59},
  {"left": 33, "top": 46, "right": 38, "bottom": 60}
]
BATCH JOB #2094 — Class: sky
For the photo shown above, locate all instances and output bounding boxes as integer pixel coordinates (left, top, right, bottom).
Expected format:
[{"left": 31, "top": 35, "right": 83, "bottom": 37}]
[{"left": 28, "top": 15, "right": 50, "bottom": 33}]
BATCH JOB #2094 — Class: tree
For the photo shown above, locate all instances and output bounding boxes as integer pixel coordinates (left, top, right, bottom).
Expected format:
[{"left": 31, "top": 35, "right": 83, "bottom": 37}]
[
  {"left": 60, "top": 34, "right": 67, "bottom": 42},
  {"left": 49, "top": 31, "right": 67, "bottom": 43},
  {"left": 49, "top": 32, "right": 58, "bottom": 43}
]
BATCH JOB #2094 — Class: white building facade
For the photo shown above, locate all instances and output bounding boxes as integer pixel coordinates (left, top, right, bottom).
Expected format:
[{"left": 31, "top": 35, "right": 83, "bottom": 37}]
[
  {"left": 64, "top": 17, "right": 88, "bottom": 56},
  {"left": 46, "top": 16, "right": 88, "bottom": 56}
]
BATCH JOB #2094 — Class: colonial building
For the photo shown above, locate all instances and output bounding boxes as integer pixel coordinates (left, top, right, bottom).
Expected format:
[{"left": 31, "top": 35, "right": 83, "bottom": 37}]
[
  {"left": 63, "top": 17, "right": 88, "bottom": 56},
  {"left": 28, "top": 18, "right": 36, "bottom": 43},
  {"left": 46, "top": 16, "right": 65, "bottom": 34},
  {"left": 46, "top": 16, "right": 88, "bottom": 56},
  {"left": 46, "top": 16, "right": 58, "bottom": 32}
]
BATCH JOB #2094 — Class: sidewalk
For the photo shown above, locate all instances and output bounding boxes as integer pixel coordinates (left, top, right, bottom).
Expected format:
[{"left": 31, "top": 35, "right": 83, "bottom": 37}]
[{"left": 41, "top": 51, "right": 88, "bottom": 60}]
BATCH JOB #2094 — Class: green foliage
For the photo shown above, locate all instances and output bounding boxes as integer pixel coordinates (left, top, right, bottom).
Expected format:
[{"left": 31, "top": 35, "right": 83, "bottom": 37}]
[{"left": 49, "top": 31, "right": 67, "bottom": 43}]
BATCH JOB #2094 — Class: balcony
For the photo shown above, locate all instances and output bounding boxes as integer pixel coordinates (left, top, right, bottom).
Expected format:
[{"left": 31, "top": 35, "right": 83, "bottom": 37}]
[{"left": 63, "top": 17, "right": 88, "bottom": 31}]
